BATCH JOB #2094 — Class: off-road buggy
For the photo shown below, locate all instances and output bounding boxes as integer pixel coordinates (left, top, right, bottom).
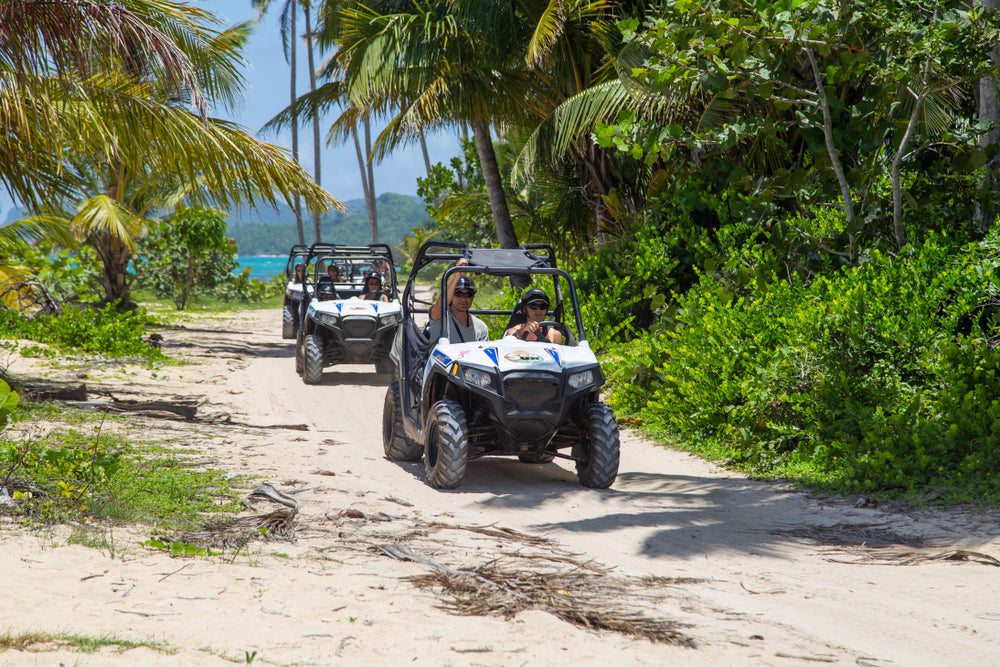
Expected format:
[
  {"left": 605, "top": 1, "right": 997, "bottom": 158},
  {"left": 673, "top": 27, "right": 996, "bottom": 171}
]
[
  {"left": 281, "top": 242, "right": 331, "bottom": 339},
  {"left": 382, "top": 241, "right": 620, "bottom": 489},
  {"left": 294, "top": 244, "right": 402, "bottom": 383}
]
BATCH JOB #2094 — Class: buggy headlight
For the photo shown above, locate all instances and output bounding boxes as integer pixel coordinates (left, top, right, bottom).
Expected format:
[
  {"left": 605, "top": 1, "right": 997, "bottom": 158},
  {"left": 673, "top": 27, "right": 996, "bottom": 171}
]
[
  {"left": 463, "top": 367, "right": 493, "bottom": 388},
  {"left": 381, "top": 312, "right": 401, "bottom": 325},
  {"left": 316, "top": 312, "right": 339, "bottom": 327},
  {"left": 568, "top": 369, "right": 595, "bottom": 389}
]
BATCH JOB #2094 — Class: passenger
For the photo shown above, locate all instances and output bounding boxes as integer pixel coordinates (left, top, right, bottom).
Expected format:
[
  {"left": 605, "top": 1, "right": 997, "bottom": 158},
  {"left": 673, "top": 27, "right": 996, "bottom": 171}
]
[
  {"left": 292, "top": 262, "right": 307, "bottom": 284},
  {"left": 505, "top": 289, "right": 563, "bottom": 344},
  {"left": 327, "top": 264, "right": 346, "bottom": 283},
  {"left": 360, "top": 270, "right": 390, "bottom": 302},
  {"left": 427, "top": 258, "right": 488, "bottom": 343}
]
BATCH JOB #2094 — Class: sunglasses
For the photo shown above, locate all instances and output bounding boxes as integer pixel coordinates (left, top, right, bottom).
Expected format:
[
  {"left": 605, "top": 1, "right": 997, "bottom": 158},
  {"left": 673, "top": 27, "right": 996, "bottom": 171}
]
[
  {"left": 454, "top": 290, "right": 476, "bottom": 298},
  {"left": 527, "top": 301, "right": 548, "bottom": 310}
]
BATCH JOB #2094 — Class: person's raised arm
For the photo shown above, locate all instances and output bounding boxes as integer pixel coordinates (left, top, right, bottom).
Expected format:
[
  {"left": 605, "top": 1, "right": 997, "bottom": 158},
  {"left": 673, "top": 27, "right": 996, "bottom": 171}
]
[{"left": 429, "top": 257, "right": 469, "bottom": 321}]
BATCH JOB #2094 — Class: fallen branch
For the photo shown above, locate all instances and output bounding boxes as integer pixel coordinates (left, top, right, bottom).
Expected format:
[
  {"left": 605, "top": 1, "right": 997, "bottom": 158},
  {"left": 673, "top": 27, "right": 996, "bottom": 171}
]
[{"left": 22, "top": 382, "right": 88, "bottom": 401}]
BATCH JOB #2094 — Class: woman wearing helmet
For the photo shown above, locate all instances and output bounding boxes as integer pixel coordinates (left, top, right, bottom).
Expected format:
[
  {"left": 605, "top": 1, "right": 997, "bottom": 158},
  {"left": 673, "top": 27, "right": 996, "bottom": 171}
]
[
  {"left": 360, "top": 269, "right": 390, "bottom": 301},
  {"left": 505, "top": 288, "right": 562, "bottom": 344}
]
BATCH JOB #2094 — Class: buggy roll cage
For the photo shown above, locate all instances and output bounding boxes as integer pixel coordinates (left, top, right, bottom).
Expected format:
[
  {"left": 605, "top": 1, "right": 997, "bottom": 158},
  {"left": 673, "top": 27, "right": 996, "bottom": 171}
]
[
  {"left": 402, "top": 241, "right": 586, "bottom": 345},
  {"left": 310, "top": 245, "right": 398, "bottom": 299},
  {"left": 283, "top": 244, "right": 310, "bottom": 278}
]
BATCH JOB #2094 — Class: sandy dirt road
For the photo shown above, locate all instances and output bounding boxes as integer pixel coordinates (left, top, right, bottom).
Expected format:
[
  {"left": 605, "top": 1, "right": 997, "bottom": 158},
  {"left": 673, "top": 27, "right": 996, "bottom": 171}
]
[{"left": 2, "top": 308, "right": 1000, "bottom": 666}]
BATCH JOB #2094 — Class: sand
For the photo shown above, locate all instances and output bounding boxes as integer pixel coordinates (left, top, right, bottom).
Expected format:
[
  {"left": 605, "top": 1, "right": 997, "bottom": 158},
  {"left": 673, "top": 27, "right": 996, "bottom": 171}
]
[{"left": 1, "top": 308, "right": 999, "bottom": 666}]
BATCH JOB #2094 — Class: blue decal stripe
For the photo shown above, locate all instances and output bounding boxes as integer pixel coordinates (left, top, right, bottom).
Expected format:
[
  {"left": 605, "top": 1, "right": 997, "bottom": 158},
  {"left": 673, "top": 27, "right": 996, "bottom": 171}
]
[
  {"left": 546, "top": 348, "right": 560, "bottom": 364},
  {"left": 433, "top": 350, "right": 453, "bottom": 365},
  {"left": 483, "top": 347, "right": 499, "bottom": 366}
]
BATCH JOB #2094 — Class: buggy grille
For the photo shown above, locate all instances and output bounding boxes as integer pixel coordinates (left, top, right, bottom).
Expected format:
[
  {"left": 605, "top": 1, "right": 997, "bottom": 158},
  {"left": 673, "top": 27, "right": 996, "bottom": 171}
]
[
  {"left": 503, "top": 375, "right": 559, "bottom": 410},
  {"left": 342, "top": 317, "right": 376, "bottom": 338}
]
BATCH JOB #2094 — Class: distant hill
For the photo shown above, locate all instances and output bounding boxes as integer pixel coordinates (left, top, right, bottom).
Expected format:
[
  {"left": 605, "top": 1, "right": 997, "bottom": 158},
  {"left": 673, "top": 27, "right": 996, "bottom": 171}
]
[
  {"left": 226, "top": 193, "right": 432, "bottom": 255},
  {"left": 1, "top": 193, "right": 431, "bottom": 256}
]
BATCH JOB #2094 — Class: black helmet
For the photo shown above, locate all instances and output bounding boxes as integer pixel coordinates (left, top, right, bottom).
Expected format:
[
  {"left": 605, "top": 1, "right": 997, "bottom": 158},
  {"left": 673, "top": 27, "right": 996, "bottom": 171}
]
[
  {"left": 455, "top": 275, "right": 477, "bottom": 293},
  {"left": 364, "top": 269, "right": 382, "bottom": 283},
  {"left": 520, "top": 288, "right": 550, "bottom": 308}
]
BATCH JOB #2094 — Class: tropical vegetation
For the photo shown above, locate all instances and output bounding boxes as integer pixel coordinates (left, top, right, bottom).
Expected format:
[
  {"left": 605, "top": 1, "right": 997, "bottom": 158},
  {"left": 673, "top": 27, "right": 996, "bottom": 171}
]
[
  {"left": 0, "top": 0, "right": 340, "bottom": 310},
  {"left": 5, "top": 0, "right": 1000, "bottom": 505}
]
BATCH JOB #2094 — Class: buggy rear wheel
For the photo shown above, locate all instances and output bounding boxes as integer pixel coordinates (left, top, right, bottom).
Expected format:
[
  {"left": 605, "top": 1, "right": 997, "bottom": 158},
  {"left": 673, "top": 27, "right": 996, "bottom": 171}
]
[
  {"left": 383, "top": 382, "right": 422, "bottom": 461},
  {"left": 424, "top": 399, "right": 468, "bottom": 489},
  {"left": 294, "top": 331, "right": 304, "bottom": 375},
  {"left": 282, "top": 303, "right": 298, "bottom": 339},
  {"left": 576, "top": 402, "right": 620, "bottom": 489},
  {"left": 303, "top": 333, "right": 325, "bottom": 385}
]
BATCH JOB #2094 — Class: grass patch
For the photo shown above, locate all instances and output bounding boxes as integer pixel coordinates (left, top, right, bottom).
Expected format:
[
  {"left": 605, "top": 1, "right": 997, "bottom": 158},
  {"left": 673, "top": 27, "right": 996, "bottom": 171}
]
[
  {"left": 1, "top": 405, "right": 248, "bottom": 531},
  {"left": 0, "top": 630, "right": 174, "bottom": 654}
]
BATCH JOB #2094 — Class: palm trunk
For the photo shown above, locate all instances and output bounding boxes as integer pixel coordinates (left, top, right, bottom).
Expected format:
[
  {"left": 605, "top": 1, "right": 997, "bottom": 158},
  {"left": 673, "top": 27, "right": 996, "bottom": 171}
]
[
  {"left": 456, "top": 123, "right": 467, "bottom": 190},
  {"left": 353, "top": 120, "right": 378, "bottom": 244},
  {"left": 419, "top": 129, "right": 432, "bottom": 177},
  {"left": 304, "top": 2, "right": 322, "bottom": 243},
  {"left": 978, "top": 0, "right": 1000, "bottom": 233},
  {"left": 289, "top": 4, "right": 304, "bottom": 245},
  {"left": 471, "top": 119, "right": 517, "bottom": 248},
  {"left": 96, "top": 232, "right": 134, "bottom": 309},
  {"left": 363, "top": 116, "right": 378, "bottom": 243}
]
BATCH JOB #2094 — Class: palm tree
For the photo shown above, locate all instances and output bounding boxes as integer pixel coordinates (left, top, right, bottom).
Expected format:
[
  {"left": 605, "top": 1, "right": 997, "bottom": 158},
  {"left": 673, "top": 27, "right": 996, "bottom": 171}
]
[
  {"left": 2, "top": 0, "right": 341, "bottom": 307},
  {"left": 252, "top": 0, "right": 306, "bottom": 245},
  {"left": 302, "top": 0, "right": 324, "bottom": 243},
  {"left": 315, "top": 1, "right": 540, "bottom": 249}
]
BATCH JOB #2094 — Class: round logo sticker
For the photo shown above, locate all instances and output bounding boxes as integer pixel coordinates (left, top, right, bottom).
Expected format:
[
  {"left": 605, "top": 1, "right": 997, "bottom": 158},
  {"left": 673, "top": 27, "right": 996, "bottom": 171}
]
[{"left": 504, "top": 351, "right": 546, "bottom": 364}]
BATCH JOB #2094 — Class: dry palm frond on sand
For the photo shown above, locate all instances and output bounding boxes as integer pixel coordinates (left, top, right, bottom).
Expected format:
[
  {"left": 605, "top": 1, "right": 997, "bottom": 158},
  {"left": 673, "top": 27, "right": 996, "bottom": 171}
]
[
  {"left": 408, "top": 561, "right": 695, "bottom": 646},
  {"left": 176, "top": 484, "right": 298, "bottom": 549},
  {"left": 378, "top": 544, "right": 695, "bottom": 646},
  {"left": 179, "top": 508, "right": 297, "bottom": 549}
]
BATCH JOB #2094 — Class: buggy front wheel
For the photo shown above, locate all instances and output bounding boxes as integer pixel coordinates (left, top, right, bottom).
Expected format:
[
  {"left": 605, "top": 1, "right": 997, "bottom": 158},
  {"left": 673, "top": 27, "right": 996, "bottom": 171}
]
[
  {"left": 303, "top": 333, "right": 325, "bottom": 385},
  {"left": 576, "top": 402, "right": 620, "bottom": 489},
  {"left": 424, "top": 400, "right": 468, "bottom": 489}
]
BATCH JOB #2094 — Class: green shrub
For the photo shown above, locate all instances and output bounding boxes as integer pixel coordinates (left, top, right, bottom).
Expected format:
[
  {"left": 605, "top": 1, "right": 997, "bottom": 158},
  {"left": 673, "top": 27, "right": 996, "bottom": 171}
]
[
  {"left": 0, "top": 304, "right": 163, "bottom": 360},
  {"left": 605, "top": 234, "right": 1000, "bottom": 494}
]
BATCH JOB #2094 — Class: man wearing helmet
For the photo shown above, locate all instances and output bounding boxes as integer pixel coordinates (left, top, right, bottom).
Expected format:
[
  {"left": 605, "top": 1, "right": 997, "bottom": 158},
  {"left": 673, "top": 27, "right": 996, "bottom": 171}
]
[{"left": 427, "top": 257, "right": 489, "bottom": 343}]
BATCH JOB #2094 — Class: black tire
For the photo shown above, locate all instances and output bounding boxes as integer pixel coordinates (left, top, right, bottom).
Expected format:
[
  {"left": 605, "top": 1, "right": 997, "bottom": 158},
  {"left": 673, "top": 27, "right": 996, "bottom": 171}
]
[
  {"left": 424, "top": 399, "right": 468, "bottom": 489},
  {"left": 303, "top": 333, "right": 325, "bottom": 385},
  {"left": 576, "top": 402, "right": 620, "bottom": 489},
  {"left": 282, "top": 303, "right": 298, "bottom": 339},
  {"left": 383, "top": 382, "right": 423, "bottom": 461},
  {"left": 294, "top": 331, "right": 304, "bottom": 375},
  {"left": 374, "top": 354, "right": 394, "bottom": 375},
  {"left": 518, "top": 452, "right": 554, "bottom": 464}
]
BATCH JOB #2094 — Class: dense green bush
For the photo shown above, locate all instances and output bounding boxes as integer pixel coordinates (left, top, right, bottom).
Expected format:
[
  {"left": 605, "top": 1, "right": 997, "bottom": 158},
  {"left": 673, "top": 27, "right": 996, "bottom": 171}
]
[
  {"left": 16, "top": 245, "right": 103, "bottom": 304},
  {"left": 603, "top": 234, "right": 1000, "bottom": 495},
  {"left": 133, "top": 206, "right": 238, "bottom": 310},
  {"left": 0, "top": 304, "right": 163, "bottom": 360},
  {"left": 209, "top": 269, "right": 283, "bottom": 304}
]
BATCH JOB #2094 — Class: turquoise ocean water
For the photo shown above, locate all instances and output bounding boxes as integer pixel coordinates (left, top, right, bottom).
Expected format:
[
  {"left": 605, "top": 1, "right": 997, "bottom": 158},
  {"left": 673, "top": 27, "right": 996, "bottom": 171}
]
[{"left": 235, "top": 255, "right": 287, "bottom": 282}]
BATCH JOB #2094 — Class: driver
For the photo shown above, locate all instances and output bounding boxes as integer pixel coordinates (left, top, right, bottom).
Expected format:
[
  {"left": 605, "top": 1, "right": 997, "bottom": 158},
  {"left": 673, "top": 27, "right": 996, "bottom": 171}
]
[
  {"left": 427, "top": 258, "right": 488, "bottom": 343},
  {"left": 505, "top": 289, "right": 563, "bottom": 344},
  {"left": 360, "top": 270, "right": 390, "bottom": 302}
]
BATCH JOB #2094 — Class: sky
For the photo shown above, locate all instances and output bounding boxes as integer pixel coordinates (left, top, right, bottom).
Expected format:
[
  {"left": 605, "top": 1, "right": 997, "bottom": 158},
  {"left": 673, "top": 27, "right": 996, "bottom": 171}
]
[{"left": 1, "top": 0, "right": 459, "bottom": 218}]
